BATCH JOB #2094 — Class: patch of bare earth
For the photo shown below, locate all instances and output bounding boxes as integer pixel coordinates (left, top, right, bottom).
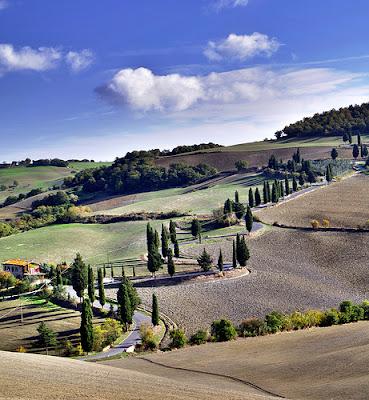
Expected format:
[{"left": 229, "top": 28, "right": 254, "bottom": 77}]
[
  {"left": 130, "top": 228, "right": 369, "bottom": 334},
  {"left": 108, "top": 321, "right": 369, "bottom": 400},
  {"left": 257, "top": 174, "right": 369, "bottom": 228}
]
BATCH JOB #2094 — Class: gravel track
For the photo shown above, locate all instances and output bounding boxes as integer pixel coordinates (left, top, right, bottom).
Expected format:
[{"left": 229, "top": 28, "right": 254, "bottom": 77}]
[{"left": 106, "top": 228, "right": 369, "bottom": 334}]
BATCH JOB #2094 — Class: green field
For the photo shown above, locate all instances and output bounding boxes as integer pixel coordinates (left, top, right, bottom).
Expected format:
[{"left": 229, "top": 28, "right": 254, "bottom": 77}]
[{"left": 68, "top": 161, "right": 112, "bottom": 171}]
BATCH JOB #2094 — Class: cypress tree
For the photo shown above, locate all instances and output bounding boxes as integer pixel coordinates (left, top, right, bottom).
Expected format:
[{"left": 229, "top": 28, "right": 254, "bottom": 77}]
[
  {"left": 274, "top": 179, "right": 280, "bottom": 198},
  {"left": 234, "top": 202, "right": 246, "bottom": 220},
  {"left": 326, "top": 165, "right": 333, "bottom": 182},
  {"left": 169, "top": 220, "right": 177, "bottom": 243},
  {"left": 174, "top": 240, "right": 180, "bottom": 258},
  {"left": 117, "top": 282, "right": 132, "bottom": 331},
  {"left": 267, "top": 181, "right": 271, "bottom": 201},
  {"left": 152, "top": 293, "right": 159, "bottom": 326},
  {"left": 154, "top": 230, "right": 160, "bottom": 250},
  {"left": 353, "top": 144, "right": 359, "bottom": 159},
  {"left": 358, "top": 133, "right": 362, "bottom": 146},
  {"left": 197, "top": 248, "right": 213, "bottom": 272},
  {"left": 121, "top": 275, "right": 140, "bottom": 310},
  {"left": 232, "top": 240, "right": 237, "bottom": 269},
  {"left": 245, "top": 206, "right": 253, "bottom": 233},
  {"left": 103, "top": 265, "right": 106, "bottom": 278},
  {"left": 48, "top": 265, "right": 55, "bottom": 280},
  {"left": 255, "top": 187, "right": 261, "bottom": 206},
  {"left": 248, "top": 188, "right": 254, "bottom": 208},
  {"left": 331, "top": 148, "right": 338, "bottom": 160},
  {"left": 234, "top": 190, "right": 239, "bottom": 204},
  {"left": 97, "top": 268, "right": 105, "bottom": 307},
  {"left": 191, "top": 218, "right": 202, "bottom": 239},
  {"left": 298, "top": 173, "right": 305, "bottom": 186},
  {"left": 361, "top": 144, "right": 368, "bottom": 158},
  {"left": 285, "top": 176, "right": 290, "bottom": 196},
  {"left": 71, "top": 253, "right": 88, "bottom": 302},
  {"left": 236, "top": 233, "right": 241, "bottom": 263},
  {"left": 279, "top": 181, "right": 284, "bottom": 198},
  {"left": 263, "top": 181, "right": 269, "bottom": 204},
  {"left": 217, "top": 249, "right": 223, "bottom": 272},
  {"left": 147, "top": 250, "right": 163, "bottom": 277},
  {"left": 161, "top": 224, "right": 169, "bottom": 258},
  {"left": 80, "top": 297, "right": 94, "bottom": 353},
  {"left": 348, "top": 131, "right": 352, "bottom": 144},
  {"left": 167, "top": 248, "right": 175, "bottom": 277},
  {"left": 56, "top": 266, "right": 63, "bottom": 286},
  {"left": 224, "top": 198, "right": 233, "bottom": 215},
  {"left": 237, "top": 236, "right": 250, "bottom": 267},
  {"left": 147, "top": 223, "right": 154, "bottom": 251},
  {"left": 271, "top": 183, "right": 278, "bottom": 203},
  {"left": 292, "top": 176, "right": 297, "bottom": 192},
  {"left": 87, "top": 266, "right": 95, "bottom": 304}
]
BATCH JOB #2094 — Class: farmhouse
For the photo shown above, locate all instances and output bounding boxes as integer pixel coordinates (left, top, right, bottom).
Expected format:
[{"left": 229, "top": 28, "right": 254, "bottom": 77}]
[{"left": 2, "top": 259, "right": 43, "bottom": 280}]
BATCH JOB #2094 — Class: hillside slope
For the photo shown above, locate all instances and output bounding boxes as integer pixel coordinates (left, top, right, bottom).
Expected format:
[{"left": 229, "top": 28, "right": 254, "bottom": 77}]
[
  {"left": 107, "top": 321, "right": 369, "bottom": 400},
  {"left": 0, "top": 350, "right": 275, "bottom": 400}
]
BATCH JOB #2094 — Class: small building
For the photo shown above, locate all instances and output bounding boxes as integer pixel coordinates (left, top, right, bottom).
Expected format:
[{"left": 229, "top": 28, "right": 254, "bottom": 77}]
[{"left": 2, "top": 259, "right": 44, "bottom": 280}]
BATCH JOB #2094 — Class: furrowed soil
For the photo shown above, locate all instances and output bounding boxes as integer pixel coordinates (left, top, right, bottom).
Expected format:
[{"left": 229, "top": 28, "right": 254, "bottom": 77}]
[
  {"left": 107, "top": 321, "right": 369, "bottom": 400},
  {"left": 257, "top": 174, "right": 369, "bottom": 228},
  {"left": 121, "top": 228, "right": 369, "bottom": 334}
]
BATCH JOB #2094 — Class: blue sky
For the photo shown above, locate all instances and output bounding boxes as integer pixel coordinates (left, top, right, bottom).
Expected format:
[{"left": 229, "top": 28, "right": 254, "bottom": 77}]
[{"left": 2, "top": 0, "right": 369, "bottom": 160}]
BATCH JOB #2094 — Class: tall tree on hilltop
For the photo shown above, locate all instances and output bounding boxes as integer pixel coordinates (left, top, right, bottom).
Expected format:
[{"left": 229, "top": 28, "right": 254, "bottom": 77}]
[
  {"left": 71, "top": 253, "right": 88, "bottom": 302},
  {"left": 217, "top": 249, "right": 223, "bottom": 272},
  {"left": 97, "top": 268, "right": 105, "bottom": 307},
  {"left": 80, "top": 297, "right": 94, "bottom": 353},
  {"left": 87, "top": 266, "right": 95, "bottom": 304},
  {"left": 254, "top": 187, "right": 261, "bottom": 206},
  {"left": 232, "top": 240, "right": 237, "bottom": 269},
  {"left": 169, "top": 220, "right": 177, "bottom": 244},
  {"left": 245, "top": 206, "right": 253, "bottom": 233},
  {"left": 161, "top": 224, "right": 169, "bottom": 258},
  {"left": 152, "top": 293, "right": 159, "bottom": 326},
  {"left": 248, "top": 188, "right": 254, "bottom": 208},
  {"left": 167, "top": 248, "right": 175, "bottom": 277},
  {"left": 117, "top": 281, "right": 132, "bottom": 331}
]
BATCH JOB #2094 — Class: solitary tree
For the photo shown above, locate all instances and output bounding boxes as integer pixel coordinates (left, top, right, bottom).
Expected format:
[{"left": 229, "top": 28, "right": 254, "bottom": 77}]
[
  {"left": 152, "top": 293, "right": 159, "bottom": 326},
  {"left": 80, "top": 297, "right": 94, "bottom": 353},
  {"left": 245, "top": 206, "right": 253, "bottom": 233},
  {"left": 197, "top": 248, "right": 213, "bottom": 272},
  {"left": 169, "top": 220, "right": 177, "bottom": 243},
  {"left": 71, "top": 253, "right": 88, "bottom": 302},
  {"left": 174, "top": 240, "right": 180, "bottom": 258},
  {"left": 235, "top": 160, "right": 248, "bottom": 172},
  {"left": 191, "top": 219, "right": 202, "bottom": 240},
  {"left": 271, "top": 183, "right": 278, "bottom": 203},
  {"left": 167, "top": 248, "right": 175, "bottom": 277},
  {"left": 284, "top": 176, "right": 290, "bottom": 196},
  {"left": 248, "top": 188, "right": 254, "bottom": 208},
  {"left": 353, "top": 144, "right": 360, "bottom": 159},
  {"left": 292, "top": 176, "right": 298, "bottom": 192},
  {"left": 97, "top": 268, "right": 105, "bottom": 307},
  {"left": 331, "top": 148, "right": 338, "bottom": 160},
  {"left": 87, "top": 266, "right": 95, "bottom": 304},
  {"left": 237, "top": 236, "right": 250, "bottom": 267},
  {"left": 117, "top": 281, "right": 133, "bottom": 331},
  {"left": 217, "top": 249, "right": 223, "bottom": 272},
  {"left": 161, "top": 224, "right": 169, "bottom": 258},
  {"left": 254, "top": 188, "right": 261, "bottom": 206},
  {"left": 37, "top": 322, "right": 57, "bottom": 355},
  {"left": 232, "top": 240, "right": 237, "bottom": 268},
  {"left": 326, "top": 164, "right": 333, "bottom": 182}
]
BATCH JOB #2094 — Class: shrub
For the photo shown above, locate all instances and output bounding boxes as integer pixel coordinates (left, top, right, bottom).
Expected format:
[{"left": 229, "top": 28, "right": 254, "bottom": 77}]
[
  {"left": 289, "top": 311, "right": 309, "bottom": 330},
  {"left": 321, "top": 309, "right": 341, "bottom": 326},
  {"left": 189, "top": 329, "right": 209, "bottom": 345},
  {"left": 322, "top": 219, "right": 330, "bottom": 228},
  {"left": 265, "top": 311, "right": 285, "bottom": 333},
  {"left": 169, "top": 329, "right": 187, "bottom": 348},
  {"left": 361, "top": 300, "right": 369, "bottom": 320},
  {"left": 238, "top": 318, "right": 266, "bottom": 337},
  {"left": 92, "top": 318, "right": 122, "bottom": 351},
  {"left": 310, "top": 220, "right": 320, "bottom": 229},
  {"left": 16, "top": 346, "right": 27, "bottom": 353},
  {"left": 211, "top": 319, "right": 237, "bottom": 342},
  {"left": 140, "top": 323, "right": 157, "bottom": 350},
  {"left": 304, "top": 310, "right": 325, "bottom": 327}
]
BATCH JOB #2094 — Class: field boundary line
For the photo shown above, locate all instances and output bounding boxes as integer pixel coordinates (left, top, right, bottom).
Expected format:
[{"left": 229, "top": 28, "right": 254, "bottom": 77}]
[{"left": 139, "top": 357, "right": 285, "bottom": 398}]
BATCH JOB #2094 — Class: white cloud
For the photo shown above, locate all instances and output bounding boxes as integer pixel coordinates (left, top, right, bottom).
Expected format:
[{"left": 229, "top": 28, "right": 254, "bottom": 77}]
[
  {"left": 98, "top": 67, "right": 204, "bottom": 112},
  {"left": 0, "top": 44, "right": 61, "bottom": 71},
  {"left": 99, "top": 66, "right": 363, "bottom": 115},
  {"left": 204, "top": 33, "right": 281, "bottom": 62},
  {"left": 0, "top": 0, "right": 8, "bottom": 10},
  {"left": 66, "top": 49, "right": 94, "bottom": 72},
  {"left": 213, "top": 0, "right": 249, "bottom": 11}
]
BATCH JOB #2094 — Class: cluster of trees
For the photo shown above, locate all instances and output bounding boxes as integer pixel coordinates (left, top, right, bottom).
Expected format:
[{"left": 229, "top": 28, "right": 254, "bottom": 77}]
[
  {"left": 31, "top": 191, "right": 77, "bottom": 209},
  {"left": 146, "top": 221, "right": 179, "bottom": 277},
  {"left": 0, "top": 158, "right": 69, "bottom": 169},
  {"left": 1, "top": 188, "right": 43, "bottom": 208},
  {"left": 65, "top": 152, "right": 217, "bottom": 195},
  {"left": 275, "top": 102, "right": 369, "bottom": 139},
  {"left": 163, "top": 142, "right": 222, "bottom": 156}
]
